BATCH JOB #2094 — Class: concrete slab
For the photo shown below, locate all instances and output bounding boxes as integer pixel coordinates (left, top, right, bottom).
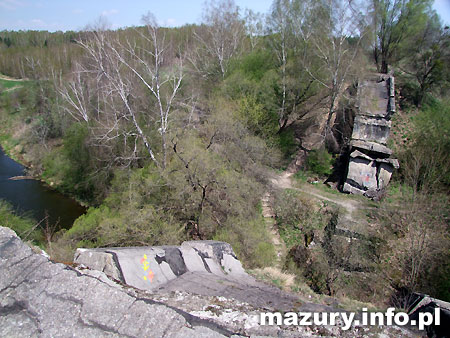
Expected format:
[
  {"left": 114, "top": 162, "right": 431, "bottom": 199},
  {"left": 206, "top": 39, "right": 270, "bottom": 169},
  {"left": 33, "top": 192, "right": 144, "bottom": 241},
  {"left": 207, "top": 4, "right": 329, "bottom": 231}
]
[
  {"left": 346, "top": 157, "right": 378, "bottom": 190},
  {"left": 378, "top": 162, "right": 394, "bottom": 190},
  {"left": 221, "top": 253, "right": 246, "bottom": 275},
  {"left": 351, "top": 140, "right": 392, "bottom": 156},
  {"left": 180, "top": 243, "right": 208, "bottom": 272},
  {"left": 351, "top": 115, "right": 391, "bottom": 144},
  {"left": 74, "top": 248, "right": 122, "bottom": 281}
]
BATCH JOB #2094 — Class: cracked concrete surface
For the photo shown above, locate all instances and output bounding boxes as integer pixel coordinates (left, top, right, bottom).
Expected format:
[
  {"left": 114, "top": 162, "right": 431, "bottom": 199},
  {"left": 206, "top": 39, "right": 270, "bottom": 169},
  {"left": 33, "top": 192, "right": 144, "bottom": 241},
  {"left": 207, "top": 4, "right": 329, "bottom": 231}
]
[{"left": 0, "top": 227, "right": 237, "bottom": 338}]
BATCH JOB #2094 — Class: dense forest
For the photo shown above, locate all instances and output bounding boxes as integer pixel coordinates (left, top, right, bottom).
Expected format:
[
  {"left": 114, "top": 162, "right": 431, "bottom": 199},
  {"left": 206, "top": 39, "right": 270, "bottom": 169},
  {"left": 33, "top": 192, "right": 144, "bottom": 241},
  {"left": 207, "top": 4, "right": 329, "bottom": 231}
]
[{"left": 0, "top": 0, "right": 449, "bottom": 309}]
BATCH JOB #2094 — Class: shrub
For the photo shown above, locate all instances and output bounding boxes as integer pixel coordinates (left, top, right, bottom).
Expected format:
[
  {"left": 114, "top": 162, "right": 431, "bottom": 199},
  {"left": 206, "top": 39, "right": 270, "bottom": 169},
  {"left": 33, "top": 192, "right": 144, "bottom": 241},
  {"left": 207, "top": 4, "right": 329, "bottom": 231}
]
[
  {"left": 214, "top": 217, "right": 275, "bottom": 268},
  {"left": 43, "top": 123, "right": 95, "bottom": 201},
  {"left": 398, "top": 100, "right": 450, "bottom": 193},
  {"left": 274, "top": 189, "right": 330, "bottom": 249},
  {"left": 305, "top": 148, "right": 334, "bottom": 177}
]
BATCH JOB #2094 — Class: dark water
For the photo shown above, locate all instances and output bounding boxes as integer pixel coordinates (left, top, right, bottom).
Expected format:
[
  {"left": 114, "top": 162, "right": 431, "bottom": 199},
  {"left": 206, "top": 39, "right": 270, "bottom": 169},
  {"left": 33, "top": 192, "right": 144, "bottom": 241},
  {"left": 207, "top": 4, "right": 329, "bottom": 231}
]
[{"left": 0, "top": 147, "right": 86, "bottom": 229}]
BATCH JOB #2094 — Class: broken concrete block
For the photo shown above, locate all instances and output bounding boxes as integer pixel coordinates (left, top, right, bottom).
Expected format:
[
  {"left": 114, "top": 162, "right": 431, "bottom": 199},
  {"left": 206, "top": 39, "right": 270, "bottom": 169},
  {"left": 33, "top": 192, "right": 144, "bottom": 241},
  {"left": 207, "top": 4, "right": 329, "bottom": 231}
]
[
  {"left": 346, "top": 157, "right": 378, "bottom": 191},
  {"left": 351, "top": 140, "right": 392, "bottom": 156},
  {"left": 343, "top": 74, "right": 399, "bottom": 197},
  {"left": 180, "top": 243, "right": 208, "bottom": 272},
  {"left": 378, "top": 162, "right": 394, "bottom": 190},
  {"left": 221, "top": 253, "right": 246, "bottom": 275},
  {"left": 343, "top": 182, "right": 365, "bottom": 195},
  {"left": 74, "top": 248, "right": 123, "bottom": 281},
  {"left": 389, "top": 76, "right": 395, "bottom": 97},
  {"left": 351, "top": 115, "right": 391, "bottom": 144},
  {"left": 73, "top": 241, "right": 249, "bottom": 293}
]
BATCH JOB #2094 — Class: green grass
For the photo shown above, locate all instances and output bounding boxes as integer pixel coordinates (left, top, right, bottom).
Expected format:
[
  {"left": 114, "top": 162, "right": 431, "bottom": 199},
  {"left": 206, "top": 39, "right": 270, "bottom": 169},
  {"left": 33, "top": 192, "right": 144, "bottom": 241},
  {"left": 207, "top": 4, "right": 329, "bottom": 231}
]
[
  {"left": 0, "top": 78, "right": 23, "bottom": 89},
  {"left": 0, "top": 200, "right": 42, "bottom": 245}
]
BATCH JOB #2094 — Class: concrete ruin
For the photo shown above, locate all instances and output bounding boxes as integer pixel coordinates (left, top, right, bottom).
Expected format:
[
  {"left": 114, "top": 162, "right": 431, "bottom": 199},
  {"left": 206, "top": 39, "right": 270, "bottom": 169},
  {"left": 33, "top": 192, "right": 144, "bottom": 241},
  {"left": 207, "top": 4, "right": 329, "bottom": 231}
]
[
  {"left": 0, "top": 226, "right": 422, "bottom": 337},
  {"left": 73, "top": 241, "right": 312, "bottom": 311},
  {"left": 343, "top": 74, "right": 399, "bottom": 197},
  {"left": 74, "top": 241, "right": 249, "bottom": 293}
]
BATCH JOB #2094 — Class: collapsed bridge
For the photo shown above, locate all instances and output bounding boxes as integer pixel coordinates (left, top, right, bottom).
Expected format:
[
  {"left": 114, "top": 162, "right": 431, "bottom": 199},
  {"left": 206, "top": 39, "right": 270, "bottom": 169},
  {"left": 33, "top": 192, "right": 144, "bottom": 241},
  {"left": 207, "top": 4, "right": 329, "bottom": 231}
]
[{"left": 343, "top": 73, "right": 399, "bottom": 197}]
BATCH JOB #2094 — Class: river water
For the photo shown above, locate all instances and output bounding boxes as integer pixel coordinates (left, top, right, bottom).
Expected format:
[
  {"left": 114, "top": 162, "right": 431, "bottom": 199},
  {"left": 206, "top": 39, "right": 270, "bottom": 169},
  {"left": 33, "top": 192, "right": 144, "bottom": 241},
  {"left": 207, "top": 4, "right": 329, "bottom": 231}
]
[{"left": 0, "top": 147, "right": 86, "bottom": 229}]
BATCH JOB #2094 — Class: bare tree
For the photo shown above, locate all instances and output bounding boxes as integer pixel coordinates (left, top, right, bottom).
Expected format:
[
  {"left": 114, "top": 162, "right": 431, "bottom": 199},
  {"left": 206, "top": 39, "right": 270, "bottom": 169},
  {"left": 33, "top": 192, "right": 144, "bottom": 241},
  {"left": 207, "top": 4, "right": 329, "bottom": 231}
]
[
  {"left": 115, "top": 12, "right": 184, "bottom": 168},
  {"left": 195, "top": 0, "right": 244, "bottom": 78},
  {"left": 59, "top": 13, "right": 183, "bottom": 169},
  {"left": 244, "top": 9, "right": 264, "bottom": 51},
  {"left": 296, "top": 0, "right": 368, "bottom": 142},
  {"left": 267, "top": 0, "right": 290, "bottom": 129}
]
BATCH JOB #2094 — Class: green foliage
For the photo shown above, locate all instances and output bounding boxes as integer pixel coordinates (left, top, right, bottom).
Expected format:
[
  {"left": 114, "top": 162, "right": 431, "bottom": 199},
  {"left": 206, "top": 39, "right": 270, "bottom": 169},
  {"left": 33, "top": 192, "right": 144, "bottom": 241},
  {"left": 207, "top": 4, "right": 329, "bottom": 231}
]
[
  {"left": 396, "top": 11, "right": 449, "bottom": 107},
  {"left": 0, "top": 78, "right": 23, "bottom": 90},
  {"left": 229, "top": 49, "right": 275, "bottom": 81},
  {"left": 274, "top": 128, "right": 297, "bottom": 159},
  {"left": 214, "top": 217, "right": 275, "bottom": 268},
  {"left": 0, "top": 200, "right": 42, "bottom": 244},
  {"left": 305, "top": 148, "right": 334, "bottom": 177},
  {"left": 235, "top": 95, "right": 278, "bottom": 138},
  {"left": 222, "top": 50, "right": 279, "bottom": 133},
  {"left": 398, "top": 100, "right": 450, "bottom": 192},
  {"left": 373, "top": 0, "right": 435, "bottom": 73},
  {"left": 65, "top": 204, "right": 185, "bottom": 248},
  {"left": 43, "top": 123, "right": 94, "bottom": 201}
]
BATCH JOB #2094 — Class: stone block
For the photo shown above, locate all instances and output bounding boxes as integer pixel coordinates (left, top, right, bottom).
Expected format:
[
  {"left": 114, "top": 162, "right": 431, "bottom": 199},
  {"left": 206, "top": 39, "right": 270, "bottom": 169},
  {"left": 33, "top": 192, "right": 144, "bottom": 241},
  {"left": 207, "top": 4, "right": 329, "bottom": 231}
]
[
  {"left": 346, "top": 157, "right": 378, "bottom": 190},
  {"left": 378, "top": 162, "right": 394, "bottom": 190},
  {"left": 351, "top": 140, "right": 392, "bottom": 156},
  {"left": 74, "top": 248, "right": 122, "bottom": 281},
  {"left": 351, "top": 116, "right": 391, "bottom": 144}
]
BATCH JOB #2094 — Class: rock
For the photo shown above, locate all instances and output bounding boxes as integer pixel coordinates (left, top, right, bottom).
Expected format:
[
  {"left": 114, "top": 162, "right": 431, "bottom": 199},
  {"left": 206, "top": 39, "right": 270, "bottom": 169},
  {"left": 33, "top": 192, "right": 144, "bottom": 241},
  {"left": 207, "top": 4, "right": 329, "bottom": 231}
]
[
  {"left": 378, "top": 162, "right": 394, "bottom": 190},
  {"left": 343, "top": 150, "right": 399, "bottom": 196},
  {"left": 74, "top": 248, "right": 123, "bottom": 281},
  {"left": 345, "top": 157, "right": 378, "bottom": 191},
  {"left": 74, "top": 240, "right": 310, "bottom": 312},
  {"left": 74, "top": 241, "right": 248, "bottom": 291},
  {"left": 0, "top": 227, "right": 236, "bottom": 338},
  {"left": 351, "top": 115, "right": 391, "bottom": 145}
]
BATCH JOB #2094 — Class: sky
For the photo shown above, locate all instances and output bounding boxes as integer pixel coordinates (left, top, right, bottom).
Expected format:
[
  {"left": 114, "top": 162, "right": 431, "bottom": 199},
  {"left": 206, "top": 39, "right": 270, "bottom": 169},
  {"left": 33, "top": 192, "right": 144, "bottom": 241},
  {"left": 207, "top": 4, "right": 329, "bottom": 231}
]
[{"left": 0, "top": 0, "right": 449, "bottom": 32}]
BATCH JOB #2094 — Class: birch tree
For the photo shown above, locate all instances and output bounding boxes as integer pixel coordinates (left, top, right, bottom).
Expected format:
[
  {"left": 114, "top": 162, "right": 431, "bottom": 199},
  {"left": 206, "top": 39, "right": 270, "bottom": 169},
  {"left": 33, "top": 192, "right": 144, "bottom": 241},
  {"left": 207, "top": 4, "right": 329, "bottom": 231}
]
[
  {"left": 297, "top": 0, "right": 368, "bottom": 142},
  {"left": 266, "top": 0, "right": 318, "bottom": 132},
  {"left": 244, "top": 9, "right": 264, "bottom": 51},
  {"left": 195, "top": 0, "right": 244, "bottom": 78},
  {"left": 59, "top": 13, "right": 183, "bottom": 169}
]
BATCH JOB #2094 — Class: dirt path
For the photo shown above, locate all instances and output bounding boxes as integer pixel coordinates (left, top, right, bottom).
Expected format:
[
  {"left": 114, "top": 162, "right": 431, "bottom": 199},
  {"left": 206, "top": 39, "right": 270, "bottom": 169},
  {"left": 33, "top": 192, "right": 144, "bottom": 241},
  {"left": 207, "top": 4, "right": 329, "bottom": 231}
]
[
  {"left": 0, "top": 74, "right": 26, "bottom": 81},
  {"left": 261, "top": 191, "right": 286, "bottom": 267},
  {"left": 3, "top": 85, "right": 22, "bottom": 92},
  {"left": 269, "top": 171, "right": 364, "bottom": 219},
  {"left": 261, "top": 168, "right": 371, "bottom": 267},
  {"left": 0, "top": 74, "right": 26, "bottom": 92}
]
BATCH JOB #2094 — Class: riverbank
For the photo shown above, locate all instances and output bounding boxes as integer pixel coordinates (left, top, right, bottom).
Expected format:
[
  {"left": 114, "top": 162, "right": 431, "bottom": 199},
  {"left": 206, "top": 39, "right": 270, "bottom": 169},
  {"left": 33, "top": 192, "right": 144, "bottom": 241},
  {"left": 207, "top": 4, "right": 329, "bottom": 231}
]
[
  {"left": 0, "top": 147, "right": 86, "bottom": 230},
  {"left": 0, "top": 135, "right": 88, "bottom": 204},
  {"left": 0, "top": 112, "right": 89, "bottom": 208}
]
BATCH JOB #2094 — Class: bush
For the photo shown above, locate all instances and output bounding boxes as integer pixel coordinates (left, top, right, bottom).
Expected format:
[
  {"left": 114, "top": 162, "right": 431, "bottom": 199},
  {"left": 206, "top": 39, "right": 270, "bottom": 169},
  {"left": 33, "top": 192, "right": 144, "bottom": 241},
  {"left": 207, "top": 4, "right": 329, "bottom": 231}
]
[
  {"left": 43, "top": 123, "right": 95, "bottom": 201},
  {"left": 305, "top": 148, "right": 334, "bottom": 177},
  {"left": 398, "top": 100, "right": 450, "bottom": 193},
  {"left": 274, "top": 189, "right": 330, "bottom": 248},
  {"left": 235, "top": 95, "right": 278, "bottom": 138},
  {"left": 274, "top": 128, "right": 298, "bottom": 160},
  {"left": 214, "top": 217, "right": 275, "bottom": 268}
]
